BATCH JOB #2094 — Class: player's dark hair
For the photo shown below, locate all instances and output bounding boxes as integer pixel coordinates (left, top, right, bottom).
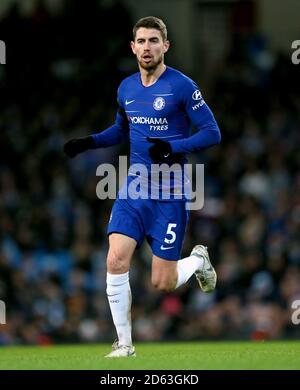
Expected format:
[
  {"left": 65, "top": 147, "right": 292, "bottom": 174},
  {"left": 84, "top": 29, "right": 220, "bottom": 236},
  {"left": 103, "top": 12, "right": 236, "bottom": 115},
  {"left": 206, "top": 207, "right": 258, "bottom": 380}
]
[{"left": 133, "top": 16, "right": 168, "bottom": 41}]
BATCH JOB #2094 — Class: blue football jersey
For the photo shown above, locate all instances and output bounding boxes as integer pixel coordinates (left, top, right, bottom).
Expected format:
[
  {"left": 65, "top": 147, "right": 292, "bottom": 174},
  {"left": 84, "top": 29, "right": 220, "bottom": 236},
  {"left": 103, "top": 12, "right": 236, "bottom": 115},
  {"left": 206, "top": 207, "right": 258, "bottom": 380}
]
[{"left": 93, "top": 66, "right": 221, "bottom": 200}]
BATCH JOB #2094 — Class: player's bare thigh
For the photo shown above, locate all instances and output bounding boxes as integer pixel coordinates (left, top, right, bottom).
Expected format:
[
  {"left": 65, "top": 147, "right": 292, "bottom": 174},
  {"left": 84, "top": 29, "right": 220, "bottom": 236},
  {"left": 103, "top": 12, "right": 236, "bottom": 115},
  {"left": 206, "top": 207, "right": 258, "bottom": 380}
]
[
  {"left": 151, "top": 255, "right": 178, "bottom": 292},
  {"left": 107, "top": 233, "right": 137, "bottom": 274}
]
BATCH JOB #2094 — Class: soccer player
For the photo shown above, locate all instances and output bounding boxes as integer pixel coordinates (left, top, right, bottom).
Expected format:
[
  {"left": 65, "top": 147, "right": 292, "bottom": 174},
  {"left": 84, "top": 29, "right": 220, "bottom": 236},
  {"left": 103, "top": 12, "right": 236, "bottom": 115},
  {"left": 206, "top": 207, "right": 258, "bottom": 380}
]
[{"left": 64, "top": 16, "right": 221, "bottom": 357}]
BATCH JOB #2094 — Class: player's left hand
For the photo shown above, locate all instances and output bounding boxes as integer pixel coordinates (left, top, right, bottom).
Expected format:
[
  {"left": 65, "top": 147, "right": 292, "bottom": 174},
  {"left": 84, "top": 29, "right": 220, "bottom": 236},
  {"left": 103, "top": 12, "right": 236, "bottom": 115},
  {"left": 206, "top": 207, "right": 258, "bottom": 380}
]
[{"left": 147, "top": 137, "right": 172, "bottom": 163}]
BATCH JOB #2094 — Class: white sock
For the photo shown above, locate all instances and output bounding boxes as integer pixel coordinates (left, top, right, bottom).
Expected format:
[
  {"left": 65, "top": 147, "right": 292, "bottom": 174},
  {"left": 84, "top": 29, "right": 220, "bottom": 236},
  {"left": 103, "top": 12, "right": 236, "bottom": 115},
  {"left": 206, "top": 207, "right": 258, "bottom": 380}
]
[
  {"left": 175, "top": 255, "right": 204, "bottom": 289},
  {"left": 106, "top": 271, "right": 132, "bottom": 346}
]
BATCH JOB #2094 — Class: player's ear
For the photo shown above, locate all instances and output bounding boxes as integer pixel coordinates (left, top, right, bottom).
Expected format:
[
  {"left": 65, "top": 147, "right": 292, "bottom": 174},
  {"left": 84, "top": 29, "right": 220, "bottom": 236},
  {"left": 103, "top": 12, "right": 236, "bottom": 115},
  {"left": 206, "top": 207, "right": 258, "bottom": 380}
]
[
  {"left": 130, "top": 41, "right": 136, "bottom": 55},
  {"left": 163, "top": 40, "right": 170, "bottom": 53}
]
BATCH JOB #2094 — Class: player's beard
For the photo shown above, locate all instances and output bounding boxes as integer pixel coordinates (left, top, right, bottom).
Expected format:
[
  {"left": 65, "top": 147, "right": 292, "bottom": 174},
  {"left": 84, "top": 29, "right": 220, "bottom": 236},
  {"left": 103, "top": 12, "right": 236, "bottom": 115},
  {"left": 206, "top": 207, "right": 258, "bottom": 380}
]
[{"left": 139, "top": 54, "right": 163, "bottom": 72}]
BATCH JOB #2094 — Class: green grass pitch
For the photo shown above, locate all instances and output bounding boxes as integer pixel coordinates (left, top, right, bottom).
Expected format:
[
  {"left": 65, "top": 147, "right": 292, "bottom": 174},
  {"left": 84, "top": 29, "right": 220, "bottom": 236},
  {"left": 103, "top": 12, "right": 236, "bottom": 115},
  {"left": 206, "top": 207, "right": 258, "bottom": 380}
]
[{"left": 0, "top": 341, "right": 299, "bottom": 370}]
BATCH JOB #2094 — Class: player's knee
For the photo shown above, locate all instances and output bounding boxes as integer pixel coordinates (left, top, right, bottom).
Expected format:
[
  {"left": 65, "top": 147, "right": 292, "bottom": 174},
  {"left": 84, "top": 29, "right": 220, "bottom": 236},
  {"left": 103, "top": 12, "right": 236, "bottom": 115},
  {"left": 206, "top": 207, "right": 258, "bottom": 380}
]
[
  {"left": 107, "top": 251, "right": 128, "bottom": 274},
  {"left": 152, "top": 277, "right": 176, "bottom": 292}
]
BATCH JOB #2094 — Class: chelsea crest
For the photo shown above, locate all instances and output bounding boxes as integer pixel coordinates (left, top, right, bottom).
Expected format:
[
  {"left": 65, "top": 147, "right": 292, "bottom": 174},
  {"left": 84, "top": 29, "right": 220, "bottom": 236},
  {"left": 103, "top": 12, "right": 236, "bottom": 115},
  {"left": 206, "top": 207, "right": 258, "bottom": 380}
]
[{"left": 153, "top": 97, "right": 165, "bottom": 111}]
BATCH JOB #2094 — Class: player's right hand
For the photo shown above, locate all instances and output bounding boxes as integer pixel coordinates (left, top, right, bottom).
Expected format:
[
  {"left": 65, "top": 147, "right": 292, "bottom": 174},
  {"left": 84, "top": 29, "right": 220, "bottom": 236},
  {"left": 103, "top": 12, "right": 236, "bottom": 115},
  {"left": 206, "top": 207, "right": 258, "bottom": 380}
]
[{"left": 63, "top": 136, "right": 94, "bottom": 158}]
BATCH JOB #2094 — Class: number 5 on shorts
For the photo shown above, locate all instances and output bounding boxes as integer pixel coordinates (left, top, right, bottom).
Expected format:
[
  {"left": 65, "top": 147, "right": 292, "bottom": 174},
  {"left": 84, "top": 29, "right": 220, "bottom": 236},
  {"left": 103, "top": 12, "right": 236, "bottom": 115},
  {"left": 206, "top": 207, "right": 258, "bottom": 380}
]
[{"left": 164, "top": 223, "right": 177, "bottom": 244}]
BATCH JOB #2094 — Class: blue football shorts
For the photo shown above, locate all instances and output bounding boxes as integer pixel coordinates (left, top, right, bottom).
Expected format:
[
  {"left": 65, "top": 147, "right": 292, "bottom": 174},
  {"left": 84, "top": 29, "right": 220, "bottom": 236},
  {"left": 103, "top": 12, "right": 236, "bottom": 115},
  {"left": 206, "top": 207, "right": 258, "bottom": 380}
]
[{"left": 107, "top": 197, "right": 189, "bottom": 261}]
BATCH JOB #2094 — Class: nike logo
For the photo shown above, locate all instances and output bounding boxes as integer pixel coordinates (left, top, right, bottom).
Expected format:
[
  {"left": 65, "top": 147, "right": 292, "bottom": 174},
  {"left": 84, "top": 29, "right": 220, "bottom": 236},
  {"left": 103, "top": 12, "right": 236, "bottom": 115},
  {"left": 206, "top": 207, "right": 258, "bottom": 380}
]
[
  {"left": 164, "top": 153, "right": 170, "bottom": 158},
  {"left": 160, "top": 245, "right": 175, "bottom": 250},
  {"left": 125, "top": 99, "right": 135, "bottom": 105},
  {"left": 107, "top": 293, "right": 120, "bottom": 297}
]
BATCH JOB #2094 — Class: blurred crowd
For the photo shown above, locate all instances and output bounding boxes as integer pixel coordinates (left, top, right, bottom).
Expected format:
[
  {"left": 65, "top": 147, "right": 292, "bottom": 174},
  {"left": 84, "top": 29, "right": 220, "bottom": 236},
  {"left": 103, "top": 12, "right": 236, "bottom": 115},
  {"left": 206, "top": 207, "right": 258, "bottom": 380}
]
[{"left": 0, "top": 1, "right": 300, "bottom": 345}]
